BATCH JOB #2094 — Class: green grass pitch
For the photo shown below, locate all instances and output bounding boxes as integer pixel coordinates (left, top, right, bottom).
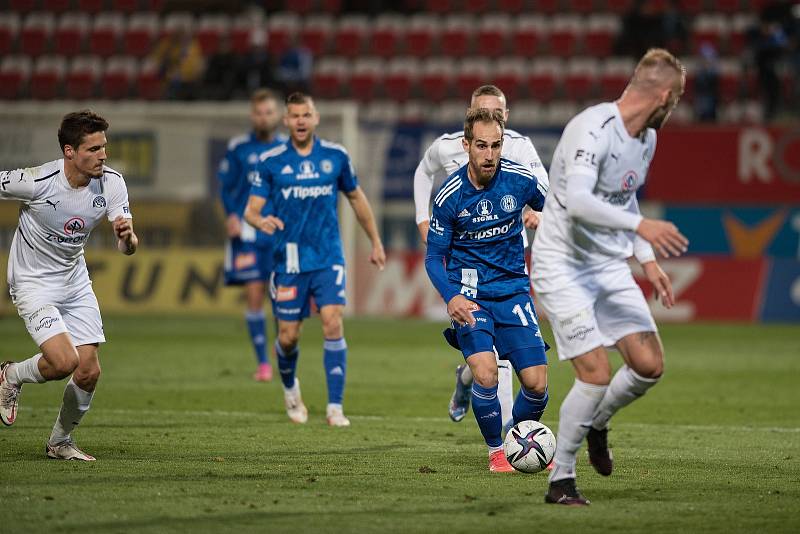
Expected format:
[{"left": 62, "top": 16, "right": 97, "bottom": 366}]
[{"left": 1, "top": 316, "right": 798, "bottom": 533}]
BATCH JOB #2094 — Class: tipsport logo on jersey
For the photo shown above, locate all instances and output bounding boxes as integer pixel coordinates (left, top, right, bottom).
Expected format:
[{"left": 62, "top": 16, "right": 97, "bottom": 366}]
[{"left": 280, "top": 184, "right": 334, "bottom": 200}]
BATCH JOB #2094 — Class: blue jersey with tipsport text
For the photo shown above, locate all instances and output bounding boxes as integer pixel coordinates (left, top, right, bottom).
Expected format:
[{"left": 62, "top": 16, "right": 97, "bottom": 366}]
[
  {"left": 218, "top": 132, "right": 287, "bottom": 247},
  {"left": 251, "top": 137, "right": 359, "bottom": 274},
  {"left": 427, "top": 158, "right": 547, "bottom": 300}
]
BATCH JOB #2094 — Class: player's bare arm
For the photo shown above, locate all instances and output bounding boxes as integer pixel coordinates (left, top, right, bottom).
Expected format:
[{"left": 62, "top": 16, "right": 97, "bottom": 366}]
[
  {"left": 113, "top": 216, "right": 138, "bottom": 255},
  {"left": 345, "top": 186, "right": 386, "bottom": 271},
  {"left": 244, "top": 194, "right": 284, "bottom": 235}
]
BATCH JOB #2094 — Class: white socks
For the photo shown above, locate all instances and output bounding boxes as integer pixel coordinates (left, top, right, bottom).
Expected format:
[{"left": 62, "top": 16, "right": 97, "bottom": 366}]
[
  {"left": 549, "top": 379, "right": 607, "bottom": 483},
  {"left": 496, "top": 356, "right": 514, "bottom": 430},
  {"left": 459, "top": 365, "right": 473, "bottom": 385},
  {"left": 592, "top": 365, "right": 659, "bottom": 431},
  {"left": 49, "top": 378, "right": 94, "bottom": 445},
  {"left": 7, "top": 354, "right": 45, "bottom": 386}
]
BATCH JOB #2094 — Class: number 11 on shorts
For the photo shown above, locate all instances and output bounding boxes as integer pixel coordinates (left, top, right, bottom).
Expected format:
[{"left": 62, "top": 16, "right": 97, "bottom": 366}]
[{"left": 512, "top": 301, "right": 538, "bottom": 326}]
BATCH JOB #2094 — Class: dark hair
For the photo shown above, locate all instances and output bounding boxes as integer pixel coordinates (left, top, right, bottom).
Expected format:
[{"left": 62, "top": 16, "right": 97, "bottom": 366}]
[
  {"left": 285, "top": 92, "right": 313, "bottom": 106},
  {"left": 464, "top": 108, "right": 505, "bottom": 142},
  {"left": 58, "top": 110, "right": 109, "bottom": 152},
  {"left": 251, "top": 87, "right": 280, "bottom": 105}
]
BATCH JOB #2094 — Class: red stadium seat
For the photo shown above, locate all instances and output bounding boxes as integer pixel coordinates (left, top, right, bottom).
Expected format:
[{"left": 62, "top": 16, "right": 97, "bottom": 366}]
[
  {"left": 492, "top": 57, "right": 525, "bottom": 101},
  {"left": 102, "top": 55, "right": 137, "bottom": 99},
  {"left": 477, "top": 14, "right": 510, "bottom": 57},
  {"left": 525, "top": 57, "right": 562, "bottom": 102},
  {"left": 124, "top": 13, "right": 159, "bottom": 58},
  {"left": 9, "top": 0, "right": 36, "bottom": 11},
  {"left": 498, "top": 0, "right": 525, "bottom": 13},
  {"left": 456, "top": 57, "right": 490, "bottom": 99},
  {"left": 605, "top": 0, "right": 633, "bottom": 14},
  {"left": 548, "top": 15, "right": 582, "bottom": 57},
  {"left": 512, "top": 15, "right": 546, "bottom": 57},
  {"left": 55, "top": 13, "right": 89, "bottom": 57},
  {"left": 420, "top": 57, "right": 455, "bottom": 102},
  {"left": 406, "top": 14, "right": 438, "bottom": 58},
  {"left": 0, "top": 56, "right": 31, "bottom": 99},
  {"left": 312, "top": 57, "right": 348, "bottom": 99},
  {"left": 231, "top": 14, "right": 261, "bottom": 55},
  {"left": 285, "top": 0, "right": 314, "bottom": 15},
  {"left": 266, "top": 12, "right": 296, "bottom": 56},
  {"left": 719, "top": 58, "right": 742, "bottom": 102},
  {"left": 43, "top": 0, "right": 72, "bottom": 12},
  {"left": 599, "top": 57, "right": 634, "bottom": 100},
  {"left": 372, "top": 14, "right": 403, "bottom": 58},
  {"left": 21, "top": 13, "right": 55, "bottom": 58},
  {"left": 534, "top": 0, "right": 560, "bottom": 15},
  {"left": 334, "top": 15, "right": 368, "bottom": 58},
  {"left": 442, "top": 15, "right": 472, "bottom": 58},
  {"left": 678, "top": 0, "right": 704, "bottom": 15},
  {"left": 425, "top": 0, "right": 452, "bottom": 14},
  {"left": 729, "top": 13, "right": 755, "bottom": 55},
  {"left": 196, "top": 14, "right": 230, "bottom": 56},
  {"left": 0, "top": 14, "right": 20, "bottom": 56},
  {"left": 89, "top": 12, "right": 123, "bottom": 57},
  {"left": 161, "top": 12, "right": 195, "bottom": 40},
  {"left": 585, "top": 14, "right": 619, "bottom": 58},
  {"left": 568, "top": 0, "right": 596, "bottom": 15},
  {"left": 300, "top": 14, "right": 333, "bottom": 56},
  {"left": 30, "top": 55, "right": 66, "bottom": 100},
  {"left": 77, "top": 0, "right": 105, "bottom": 13},
  {"left": 136, "top": 57, "right": 163, "bottom": 100},
  {"left": 465, "top": 0, "right": 491, "bottom": 12},
  {"left": 385, "top": 57, "right": 418, "bottom": 102},
  {"left": 564, "top": 57, "right": 598, "bottom": 101},
  {"left": 692, "top": 14, "right": 729, "bottom": 54},
  {"left": 350, "top": 58, "right": 383, "bottom": 102},
  {"left": 714, "top": 0, "right": 742, "bottom": 14},
  {"left": 66, "top": 55, "right": 101, "bottom": 99},
  {"left": 113, "top": 0, "right": 141, "bottom": 13}
]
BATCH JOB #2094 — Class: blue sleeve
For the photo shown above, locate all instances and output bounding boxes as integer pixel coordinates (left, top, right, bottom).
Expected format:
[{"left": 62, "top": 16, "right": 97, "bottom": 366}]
[
  {"left": 250, "top": 160, "right": 272, "bottom": 201},
  {"left": 338, "top": 153, "right": 359, "bottom": 193},
  {"left": 525, "top": 175, "right": 546, "bottom": 211},
  {"left": 425, "top": 198, "right": 460, "bottom": 303},
  {"left": 217, "top": 149, "right": 241, "bottom": 216}
]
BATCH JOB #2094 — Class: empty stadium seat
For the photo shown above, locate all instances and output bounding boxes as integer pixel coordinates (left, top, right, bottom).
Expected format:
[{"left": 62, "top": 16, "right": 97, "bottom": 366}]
[
  {"left": 9, "top": 0, "right": 36, "bottom": 11},
  {"left": 21, "top": 12, "right": 55, "bottom": 58},
  {"left": 77, "top": 0, "right": 106, "bottom": 14},
  {"left": 568, "top": 0, "right": 596, "bottom": 15},
  {"left": 678, "top": 0, "right": 705, "bottom": 15},
  {"left": 420, "top": 57, "right": 455, "bottom": 102},
  {"left": 456, "top": 57, "right": 490, "bottom": 99},
  {"left": 465, "top": 0, "right": 491, "bottom": 12},
  {"left": 585, "top": 14, "right": 619, "bottom": 58},
  {"left": 43, "top": 0, "right": 71, "bottom": 12},
  {"left": 0, "top": 56, "right": 31, "bottom": 99},
  {"left": 512, "top": 15, "right": 546, "bottom": 57},
  {"left": 0, "top": 13, "right": 20, "bottom": 56},
  {"left": 406, "top": 14, "right": 438, "bottom": 58},
  {"left": 548, "top": 15, "right": 582, "bottom": 57},
  {"left": 599, "top": 57, "right": 634, "bottom": 100},
  {"left": 498, "top": 0, "right": 525, "bottom": 13},
  {"left": 231, "top": 13, "right": 261, "bottom": 55},
  {"left": 729, "top": 13, "right": 755, "bottom": 55},
  {"left": 284, "top": 0, "right": 315, "bottom": 15},
  {"left": 102, "top": 55, "right": 137, "bottom": 99},
  {"left": 442, "top": 15, "right": 472, "bottom": 58},
  {"left": 718, "top": 58, "right": 743, "bottom": 102},
  {"left": 89, "top": 12, "right": 123, "bottom": 57},
  {"left": 334, "top": 15, "right": 368, "bottom": 58},
  {"left": 161, "top": 12, "right": 195, "bottom": 39},
  {"left": 372, "top": 14, "right": 403, "bottom": 58},
  {"left": 692, "top": 13, "right": 729, "bottom": 53},
  {"left": 300, "top": 14, "right": 333, "bottom": 56},
  {"left": 425, "top": 0, "right": 452, "bottom": 14},
  {"left": 535, "top": 0, "right": 561, "bottom": 15},
  {"left": 714, "top": 0, "right": 742, "bottom": 14},
  {"left": 196, "top": 14, "right": 230, "bottom": 56},
  {"left": 136, "top": 57, "right": 163, "bottom": 99},
  {"left": 350, "top": 58, "right": 383, "bottom": 102},
  {"left": 55, "top": 13, "right": 89, "bottom": 57},
  {"left": 312, "top": 57, "right": 348, "bottom": 99},
  {"left": 493, "top": 57, "right": 525, "bottom": 101},
  {"left": 320, "top": 0, "right": 343, "bottom": 13},
  {"left": 385, "top": 57, "right": 418, "bottom": 102},
  {"left": 525, "top": 57, "right": 562, "bottom": 102},
  {"left": 564, "top": 57, "right": 598, "bottom": 101},
  {"left": 113, "top": 0, "right": 142, "bottom": 13},
  {"left": 124, "top": 13, "right": 159, "bottom": 58},
  {"left": 477, "top": 14, "right": 510, "bottom": 57},
  {"left": 605, "top": 0, "right": 633, "bottom": 14},
  {"left": 66, "top": 55, "right": 101, "bottom": 99},
  {"left": 269, "top": 12, "right": 301, "bottom": 57},
  {"left": 30, "top": 55, "right": 66, "bottom": 99}
]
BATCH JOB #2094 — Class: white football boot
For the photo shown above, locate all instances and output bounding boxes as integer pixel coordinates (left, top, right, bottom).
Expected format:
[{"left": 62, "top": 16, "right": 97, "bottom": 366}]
[
  {"left": 0, "top": 361, "right": 21, "bottom": 426},
  {"left": 326, "top": 404, "right": 351, "bottom": 427},
  {"left": 283, "top": 378, "right": 308, "bottom": 424},
  {"left": 46, "top": 438, "right": 96, "bottom": 461}
]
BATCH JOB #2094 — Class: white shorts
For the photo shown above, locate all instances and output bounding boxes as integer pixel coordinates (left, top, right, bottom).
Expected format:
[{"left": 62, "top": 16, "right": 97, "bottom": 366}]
[
  {"left": 10, "top": 281, "right": 105, "bottom": 347},
  {"left": 535, "top": 261, "right": 656, "bottom": 361}
]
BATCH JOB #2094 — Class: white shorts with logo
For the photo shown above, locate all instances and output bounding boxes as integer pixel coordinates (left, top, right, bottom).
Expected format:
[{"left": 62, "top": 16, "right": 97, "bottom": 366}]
[
  {"left": 535, "top": 261, "right": 656, "bottom": 361},
  {"left": 10, "top": 280, "right": 105, "bottom": 347}
]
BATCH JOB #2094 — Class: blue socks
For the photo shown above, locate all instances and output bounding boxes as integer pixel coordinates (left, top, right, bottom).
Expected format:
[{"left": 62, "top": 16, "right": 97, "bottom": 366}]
[
  {"left": 245, "top": 311, "right": 268, "bottom": 365},
  {"left": 323, "top": 337, "right": 347, "bottom": 405},
  {"left": 471, "top": 382, "right": 503, "bottom": 448},
  {"left": 512, "top": 386, "right": 549, "bottom": 425},
  {"left": 276, "top": 341, "right": 299, "bottom": 389}
]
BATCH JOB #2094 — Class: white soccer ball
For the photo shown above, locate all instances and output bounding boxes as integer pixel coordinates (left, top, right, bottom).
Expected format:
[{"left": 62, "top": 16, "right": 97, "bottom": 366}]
[{"left": 503, "top": 420, "right": 556, "bottom": 473}]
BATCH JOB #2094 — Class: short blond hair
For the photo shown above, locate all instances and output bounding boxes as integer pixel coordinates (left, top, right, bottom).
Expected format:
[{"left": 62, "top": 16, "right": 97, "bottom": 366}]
[
  {"left": 250, "top": 88, "right": 280, "bottom": 104},
  {"left": 464, "top": 108, "right": 505, "bottom": 142},
  {"left": 630, "top": 48, "right": 685, "bottom": 89}
]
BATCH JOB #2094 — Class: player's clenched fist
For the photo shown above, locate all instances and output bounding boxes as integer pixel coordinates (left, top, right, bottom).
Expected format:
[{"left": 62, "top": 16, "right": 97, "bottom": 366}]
[
  {"left": 447, "top": 294, "right": 479, "bottom": 327},
  {"left": 636, "top": 219, "right": 689, "bottom": 258},
  {"left": 113, "top": 215, "right": 138, "bottom": 255}
]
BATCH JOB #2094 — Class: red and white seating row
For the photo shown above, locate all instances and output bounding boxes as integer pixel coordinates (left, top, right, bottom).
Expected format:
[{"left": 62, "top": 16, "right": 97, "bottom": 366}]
[{"left": 4, "top": 0, "right": 164, "bottom": 13}]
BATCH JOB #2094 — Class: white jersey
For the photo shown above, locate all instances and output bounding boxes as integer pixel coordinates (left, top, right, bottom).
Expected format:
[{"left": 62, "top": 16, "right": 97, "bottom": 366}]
[
  {"left": 1, "top": 159, "right": 132, "bottom": 287},
  {"left": 413, "top": 128, "right": 549, "bottom": 224},
  {"left": 531, "top": 102, "right": 656, "bottom": 294}
]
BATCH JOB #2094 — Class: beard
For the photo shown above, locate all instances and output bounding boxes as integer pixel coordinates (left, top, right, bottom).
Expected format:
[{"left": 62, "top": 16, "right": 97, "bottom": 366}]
[{"left": 645, "top": 104, "right": 672, "bottom": 130}]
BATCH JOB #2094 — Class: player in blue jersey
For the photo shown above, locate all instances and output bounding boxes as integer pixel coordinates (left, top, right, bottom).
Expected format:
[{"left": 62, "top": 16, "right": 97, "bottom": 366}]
[
  {"left": 425, "top": 108, "right": 549, "bottom": 473},
  {"left": 218, "top": 89, "right": 287, "bottom": 382},
  {"left": 244, "top": 92, "right": 385, "bottom": 427}
]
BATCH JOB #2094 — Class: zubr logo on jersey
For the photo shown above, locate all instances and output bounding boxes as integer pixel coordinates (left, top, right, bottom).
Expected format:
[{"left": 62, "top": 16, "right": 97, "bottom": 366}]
[
  {"left": 64, "top": 217, "right": 85, "bottom": 235},
  {"left": 92, "top": 195, "right": 106, "bottom": 208},
  {"left": 297, "top": 160, "right": 319, "bottom": 180},
  {"left": 501, "top": 195, "right": 517, "bottom": 213}
]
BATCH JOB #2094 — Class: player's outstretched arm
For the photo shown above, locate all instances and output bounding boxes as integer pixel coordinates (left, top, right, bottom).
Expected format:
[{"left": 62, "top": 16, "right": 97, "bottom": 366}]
[
  {"left": 345, "top": 187, "right": 385, "bottom": 271},
  {"left": 113, "top": 216, "right": 138, "bottom": 255},
  {"left": 244, "top": 194, "right": 284, "bottom": 235}
]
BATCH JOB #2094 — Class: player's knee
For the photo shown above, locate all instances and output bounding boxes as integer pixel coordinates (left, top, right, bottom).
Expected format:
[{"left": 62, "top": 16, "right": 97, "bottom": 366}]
[
  {"left": 631, "top": 358, "right": 663, "bottom": 380},
  {"left": 472, "top": 367, "right": 498, "bottom": 388},
  {"left": 49, "top": 352, "right": 79, "bottom": 378},
  {"left": 74, "top": 364, "right": 101, "bottom": 390},
  {"left": 321, "top": 319, "right": 343, "bottom": 339},
  {"left": 520, "top": 372, "right": 547, "bottom": 395},
  {"left": 278, "top": 329, "right": 300, "bottom": 352}
]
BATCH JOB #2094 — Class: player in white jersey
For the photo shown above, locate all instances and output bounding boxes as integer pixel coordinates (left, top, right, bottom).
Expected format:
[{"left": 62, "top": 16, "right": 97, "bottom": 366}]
[
  {"left": 413, "top": 85, "right": 549, "bottom": 431},
  {"left": 531, "top": 49, "right": 689, "bottom": 505},
  {"left": 0, "top": 110, "right": 138, "bottom": 461}
]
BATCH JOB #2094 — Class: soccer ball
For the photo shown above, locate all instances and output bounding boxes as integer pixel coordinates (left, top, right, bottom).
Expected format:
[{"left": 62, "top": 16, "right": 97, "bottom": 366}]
[{"left": 503, "top": 420, "right": 556, "bottom": 473}]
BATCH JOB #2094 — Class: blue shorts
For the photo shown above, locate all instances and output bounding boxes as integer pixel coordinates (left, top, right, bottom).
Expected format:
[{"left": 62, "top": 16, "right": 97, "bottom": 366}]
[
  {"left": 270, "top": 265, "right": 347, "bottom": 321},
  {"left": 224, "top": 238, "right": 273, "bottom": 285},
  {"left": 453, "top": 292, "right": 547, "bottom": 371}
]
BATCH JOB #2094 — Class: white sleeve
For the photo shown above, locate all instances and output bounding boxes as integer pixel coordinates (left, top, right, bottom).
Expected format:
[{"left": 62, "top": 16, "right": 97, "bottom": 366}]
[
  {"left": 0, "top": 169, "right": 35, "bottom": 202},
  {"left": 413, "top": 140, "right": 443, "bottom": 225},
  {"left": 106, "top": 175, "right": 132, "bottom": 221},
  {"left": 629, "top": 196, "right": 655, "bottom": 263},
  {"left": 565, "top": 174, "right": 642, "bottom": 230},
  {"left": 510, "top": 137, "right": 549, "bottom": 196}
]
